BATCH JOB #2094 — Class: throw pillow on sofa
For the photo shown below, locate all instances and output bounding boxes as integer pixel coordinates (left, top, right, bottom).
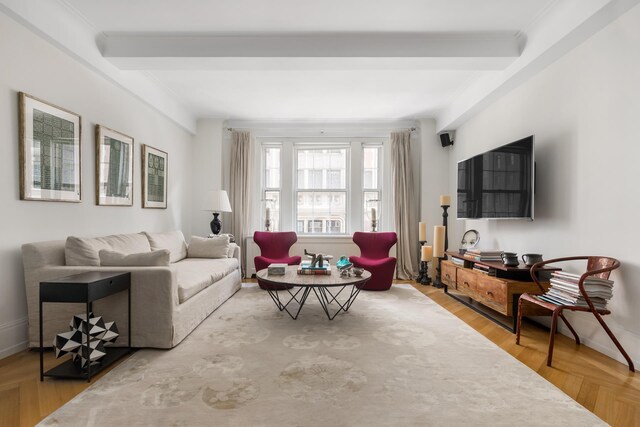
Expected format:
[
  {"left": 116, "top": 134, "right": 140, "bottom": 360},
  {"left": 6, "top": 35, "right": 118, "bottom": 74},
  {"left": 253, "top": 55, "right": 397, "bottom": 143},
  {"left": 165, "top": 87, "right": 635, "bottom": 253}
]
[
  {"left": 144, "top": 230, "right": 188, "bottom": 263},
  {"left": 99, "top": 249, "right": 171, "bottom": 266},
  {"left": 65, "top": 233, "right": 152, "bottom": 266},
  {"left": 188, "top": 235, "right": 230, "bottom": 259}
]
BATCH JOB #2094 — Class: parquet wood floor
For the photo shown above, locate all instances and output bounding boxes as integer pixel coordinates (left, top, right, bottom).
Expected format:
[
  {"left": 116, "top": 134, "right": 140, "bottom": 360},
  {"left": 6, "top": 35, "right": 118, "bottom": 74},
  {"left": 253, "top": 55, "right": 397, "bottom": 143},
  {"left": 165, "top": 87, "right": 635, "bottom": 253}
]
[
  {"left": 0, "top": 282, "right": 637, "bottom": 426},
  {"left": 412, "top": 282, "right": 639, "bottom": 427}
]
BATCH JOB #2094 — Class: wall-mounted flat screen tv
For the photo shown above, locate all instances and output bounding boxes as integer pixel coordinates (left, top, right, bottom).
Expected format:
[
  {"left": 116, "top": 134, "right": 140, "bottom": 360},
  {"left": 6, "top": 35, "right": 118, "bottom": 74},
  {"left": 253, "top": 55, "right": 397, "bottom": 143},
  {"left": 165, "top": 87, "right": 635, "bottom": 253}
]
[{"left": 457, "top": 135, "right": 534, "bottom": 220}]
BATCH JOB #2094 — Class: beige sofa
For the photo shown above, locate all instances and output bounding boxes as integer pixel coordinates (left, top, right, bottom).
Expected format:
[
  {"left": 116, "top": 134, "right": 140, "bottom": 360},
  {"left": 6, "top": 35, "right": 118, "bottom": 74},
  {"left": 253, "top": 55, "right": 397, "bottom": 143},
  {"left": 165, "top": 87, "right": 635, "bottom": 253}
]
[{"left": 22, "top": 231, "right": 241, "bottom": 349}]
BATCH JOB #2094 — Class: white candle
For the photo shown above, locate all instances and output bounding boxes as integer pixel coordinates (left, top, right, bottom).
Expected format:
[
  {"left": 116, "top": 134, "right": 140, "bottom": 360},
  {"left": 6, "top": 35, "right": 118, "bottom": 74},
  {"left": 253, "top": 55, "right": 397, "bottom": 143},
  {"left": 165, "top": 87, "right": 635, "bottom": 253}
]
[
  {"left": 421, "top": 245, "right": 433, "bottom": 261},
  {"left": 433, "top": 226, "right": 446, "bottom": 257},
  {"left": 265, "top": 207, "right": 271, "bottom": 221},
  {"left": 418, "top": 222, "right": 427, "bottom": 241},
  {"left": 439, "top": 195, "right": 451, "bottom": 206},
  {"left": 371, "top": 207, "right": 377, "bottom": 221}
]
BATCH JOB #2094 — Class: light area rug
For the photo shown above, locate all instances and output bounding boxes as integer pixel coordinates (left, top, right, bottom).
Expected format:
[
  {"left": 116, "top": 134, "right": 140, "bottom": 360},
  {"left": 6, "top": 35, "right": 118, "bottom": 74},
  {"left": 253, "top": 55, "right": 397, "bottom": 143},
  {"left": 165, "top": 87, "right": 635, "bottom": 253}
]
[{"left": 41, "top": 284, "right": 604, "bottom": 426}]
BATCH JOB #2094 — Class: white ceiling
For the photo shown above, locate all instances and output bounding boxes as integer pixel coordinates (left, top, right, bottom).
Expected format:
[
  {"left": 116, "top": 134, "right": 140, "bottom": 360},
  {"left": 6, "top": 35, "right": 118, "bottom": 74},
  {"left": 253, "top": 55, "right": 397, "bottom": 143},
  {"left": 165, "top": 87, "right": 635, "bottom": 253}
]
[
  {"left": 5, "top": 0, "right": 632, "bottom": 131},
  {"left": 56, "top": 0, "right": 559, "bottom": 122},
  {"left": 147, "top": 69, "right": 483, "bottom": 120},
  {"left": 65, "top": 0, "right": 553, "bottom": 33}
]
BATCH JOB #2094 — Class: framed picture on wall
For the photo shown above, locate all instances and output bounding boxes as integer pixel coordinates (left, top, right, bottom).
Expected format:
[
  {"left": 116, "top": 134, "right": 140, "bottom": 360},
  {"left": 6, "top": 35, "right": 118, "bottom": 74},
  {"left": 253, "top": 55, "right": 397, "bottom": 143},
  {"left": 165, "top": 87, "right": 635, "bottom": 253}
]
[
  {"left": 19, "top": 92, "right": 82, "bottom": 202},
  {"left": 95, "top": 125, "right": 134, "bottom": 206},
  {"left": 141, "top": 144, "right": 168, "bottom": 209}
]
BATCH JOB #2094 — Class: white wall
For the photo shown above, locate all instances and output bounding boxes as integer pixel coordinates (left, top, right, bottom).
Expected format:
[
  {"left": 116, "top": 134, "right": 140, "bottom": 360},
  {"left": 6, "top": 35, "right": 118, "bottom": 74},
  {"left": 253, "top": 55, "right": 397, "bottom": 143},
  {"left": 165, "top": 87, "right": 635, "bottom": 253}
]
[
  {"left": 191, "top": 119, "right": 224, "bottom": 237},
  {"left": 447, "top": 3, "right": 640, "bottom": 366},
  {"left": 0, "top": 12, "right": 195, "bottom": 358},
  {"left": 419, "top": 119, "right": 451, "bottom": 275}
]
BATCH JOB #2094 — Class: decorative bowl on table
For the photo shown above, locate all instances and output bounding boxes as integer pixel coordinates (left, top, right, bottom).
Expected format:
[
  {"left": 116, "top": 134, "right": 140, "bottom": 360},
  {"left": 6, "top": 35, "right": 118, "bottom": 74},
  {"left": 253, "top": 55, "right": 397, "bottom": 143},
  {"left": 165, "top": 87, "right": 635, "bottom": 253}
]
[
  {"left": 521, "top": 253, "right": 543, "bottom": 266},
  {"left": 501, "top": 252, "right": 519, "bottom": 266},
  {"left": 352, "top": 267, "right": 364, "bottom": 277},
  {"left": 336, "top": 256, "right": 351, "bottom": 269}
]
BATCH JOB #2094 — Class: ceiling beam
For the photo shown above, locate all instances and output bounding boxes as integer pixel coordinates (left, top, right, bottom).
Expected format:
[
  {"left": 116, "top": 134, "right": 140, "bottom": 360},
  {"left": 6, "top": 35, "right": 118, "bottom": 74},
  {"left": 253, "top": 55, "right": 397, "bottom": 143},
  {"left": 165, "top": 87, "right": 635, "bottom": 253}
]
[
  {"left": 105, "top": 57, "right": 516, "bottom": 71},
  {"left": 100, "top": 32, "right": 521, "bottom": 61}
]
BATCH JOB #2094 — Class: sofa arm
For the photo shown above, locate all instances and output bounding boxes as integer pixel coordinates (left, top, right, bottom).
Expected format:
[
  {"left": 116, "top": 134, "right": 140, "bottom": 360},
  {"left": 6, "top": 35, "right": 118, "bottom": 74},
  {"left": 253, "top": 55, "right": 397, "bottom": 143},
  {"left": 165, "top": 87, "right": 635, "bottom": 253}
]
[
  {"left": 231, "top": 243, "right": 241, "bottom": 266},
  {"left": 25, "top": 265, "right": 177, "bottom": 348}
]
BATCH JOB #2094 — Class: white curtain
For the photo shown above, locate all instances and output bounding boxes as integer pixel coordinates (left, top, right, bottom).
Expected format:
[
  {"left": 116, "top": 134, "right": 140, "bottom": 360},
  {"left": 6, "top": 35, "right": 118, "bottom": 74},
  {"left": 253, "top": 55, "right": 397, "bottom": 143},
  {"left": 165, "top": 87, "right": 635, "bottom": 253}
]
[
  {"left": 391, "top": 130, "right": 418, "bottom": 280},
  {"left": 229, "top": 130, "right": 252, "bottom": 276}
]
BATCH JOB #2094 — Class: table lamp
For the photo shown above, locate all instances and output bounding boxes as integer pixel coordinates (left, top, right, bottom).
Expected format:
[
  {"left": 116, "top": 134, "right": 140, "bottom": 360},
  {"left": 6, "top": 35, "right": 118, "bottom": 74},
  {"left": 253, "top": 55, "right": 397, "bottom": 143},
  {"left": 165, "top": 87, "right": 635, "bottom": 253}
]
[{"left": 203, "top": 190, "right": 232, "bottom": 235}]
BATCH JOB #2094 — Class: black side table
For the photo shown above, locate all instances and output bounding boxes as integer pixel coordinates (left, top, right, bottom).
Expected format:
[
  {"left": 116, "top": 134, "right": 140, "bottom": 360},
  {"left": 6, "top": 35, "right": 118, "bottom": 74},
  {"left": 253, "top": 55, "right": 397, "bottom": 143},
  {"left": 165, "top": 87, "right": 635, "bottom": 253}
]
[{"left": 39, "top": 271, "right": 131, "bottom": 382}]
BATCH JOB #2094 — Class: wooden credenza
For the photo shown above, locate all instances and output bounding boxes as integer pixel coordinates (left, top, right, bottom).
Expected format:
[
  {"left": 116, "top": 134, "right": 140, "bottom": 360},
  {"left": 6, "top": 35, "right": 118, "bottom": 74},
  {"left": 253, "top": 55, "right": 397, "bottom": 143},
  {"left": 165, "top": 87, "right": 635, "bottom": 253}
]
[{"left": 441, "top": 252, "right": 556, "bottom": 331}]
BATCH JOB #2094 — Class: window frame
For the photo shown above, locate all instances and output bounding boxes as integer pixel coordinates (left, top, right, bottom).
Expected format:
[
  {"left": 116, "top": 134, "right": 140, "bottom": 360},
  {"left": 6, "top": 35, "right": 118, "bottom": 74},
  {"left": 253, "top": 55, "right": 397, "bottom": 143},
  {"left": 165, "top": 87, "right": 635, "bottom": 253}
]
[
  {"left": 362, "top": 143, "right": 383, "bottom": 231},
  {"left": 261, "top": 143, "right": 282, "bottom": 231},
  {"left": 257, "top": 137, "right": 387, "bottom": 236},
  {"left": 294, "top": 143, "right": 351, "bottom": 236}
]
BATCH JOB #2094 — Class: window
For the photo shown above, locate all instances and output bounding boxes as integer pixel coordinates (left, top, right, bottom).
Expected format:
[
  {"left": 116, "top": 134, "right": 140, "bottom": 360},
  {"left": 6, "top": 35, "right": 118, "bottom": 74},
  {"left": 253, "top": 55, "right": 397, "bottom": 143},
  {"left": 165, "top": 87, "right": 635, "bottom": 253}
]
[
  {"left": 326, "top": 219, "right": 343, "bottom": 233},
  {"left": 263, "top": 146, "right": 281, "bottom": 231},
  {"left": 259, "top": 138, "right": 385, "bottom": 235},
  {"left": 296, "top": 148, "right": 348, "bottom": 235},
  {"left": 309, "top": 219, "right": 323, "bottom": 233},
  {"left": 363, "top": 146, "right": 382, "bottom": 231}
]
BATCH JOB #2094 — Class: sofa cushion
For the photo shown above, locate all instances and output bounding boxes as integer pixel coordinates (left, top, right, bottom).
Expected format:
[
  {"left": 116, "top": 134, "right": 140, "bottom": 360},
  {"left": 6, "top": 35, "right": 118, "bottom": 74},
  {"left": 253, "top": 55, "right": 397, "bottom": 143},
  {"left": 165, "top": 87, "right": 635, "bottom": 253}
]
[
  {"left": 187, "top": 235, "right": 230, "bottom": 259},
  {"left": 144, "top": 230, "right": 188, "bottom": 263},
  {"left": 99, "top": 249, "right": 171, "bottom": 266},
  {"left": 174, "top": 258, "right": 239, "bottom": 303},
  {"left": 65, "top": 233, "right": 151, "bottom": 266}
]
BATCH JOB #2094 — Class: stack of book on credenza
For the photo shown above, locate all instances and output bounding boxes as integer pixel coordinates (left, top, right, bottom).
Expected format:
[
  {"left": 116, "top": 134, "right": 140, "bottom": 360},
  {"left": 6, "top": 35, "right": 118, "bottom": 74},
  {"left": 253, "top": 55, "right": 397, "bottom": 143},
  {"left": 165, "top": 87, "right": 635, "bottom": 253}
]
[
  {"left": 538, "top": 271, "right": 614, "bottom": 310},
  {"left": 451, "top": 257, "right": 465, "bottom": 267},
  {"left": 465, "top": 249, "right": 503, "bottom": 262},
  {"left": 297, "top": 260, "right": 332, "bottom": 275},
  {"left": 473, "top": 264, "right": 497, "bottom": 276}
]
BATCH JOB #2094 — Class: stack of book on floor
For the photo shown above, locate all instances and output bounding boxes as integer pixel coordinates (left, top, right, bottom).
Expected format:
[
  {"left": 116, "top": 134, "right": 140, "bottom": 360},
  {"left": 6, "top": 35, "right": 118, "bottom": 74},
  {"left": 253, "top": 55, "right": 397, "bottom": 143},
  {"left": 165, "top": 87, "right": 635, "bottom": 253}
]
[
  {"left": 465, "top": 249, "right": 503, "bottom": 262},
  {"left": 297, "top": 260, "right": 332, "bottom": 275},
  {"left": 472, "top": 264, "right": 497, "bottom": 276},
  {"left": 538, "top": 271, "right": 614, "bottom": 310}
]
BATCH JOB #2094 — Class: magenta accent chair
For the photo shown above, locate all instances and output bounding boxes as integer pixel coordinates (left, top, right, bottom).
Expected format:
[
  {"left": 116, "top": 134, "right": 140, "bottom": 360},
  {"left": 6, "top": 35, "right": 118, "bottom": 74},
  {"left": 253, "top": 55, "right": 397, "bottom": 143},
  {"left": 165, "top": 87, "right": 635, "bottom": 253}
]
[
  {"left": 254, "top": 231, "right": 302, "bottom": 290},
  {"left": 349, "top": 232, "right": 397, "bottom": 291}
]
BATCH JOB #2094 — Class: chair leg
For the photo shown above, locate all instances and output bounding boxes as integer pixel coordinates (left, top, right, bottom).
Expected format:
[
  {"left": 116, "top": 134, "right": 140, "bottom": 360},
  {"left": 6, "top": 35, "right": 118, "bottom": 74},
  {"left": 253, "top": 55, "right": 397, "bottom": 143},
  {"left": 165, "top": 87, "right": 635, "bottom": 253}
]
[
  {"left": 559, "top": 313, "right": 580, "bottom": 345},
  {"left": 592, "top": 311, "right": 635, "bottom": 372},
  {"left": 516, "top": 296, "right": 524, "bottom": 345},
  {"left": 547, "top": 308, "right": 561, "bottom": 367}
]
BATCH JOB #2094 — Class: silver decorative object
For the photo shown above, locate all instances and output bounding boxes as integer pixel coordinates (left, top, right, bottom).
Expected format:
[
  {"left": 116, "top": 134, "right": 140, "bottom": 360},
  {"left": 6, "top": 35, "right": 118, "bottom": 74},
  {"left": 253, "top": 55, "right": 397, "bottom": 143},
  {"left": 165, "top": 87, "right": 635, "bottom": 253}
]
[
  {"left": 53, "top": 313, "right": 119, "bottom": 368},
  {"left": 337, "top": 262, "right": 354, "bottom": 277}
]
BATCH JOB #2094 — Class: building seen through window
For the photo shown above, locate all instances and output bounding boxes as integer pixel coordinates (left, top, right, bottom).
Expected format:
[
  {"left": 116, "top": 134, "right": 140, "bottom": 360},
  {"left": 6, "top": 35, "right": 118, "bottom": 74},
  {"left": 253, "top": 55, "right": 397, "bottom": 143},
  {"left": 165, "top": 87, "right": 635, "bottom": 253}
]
[{"left": 296, "top": 148, "right": 347, "bottom": 234}]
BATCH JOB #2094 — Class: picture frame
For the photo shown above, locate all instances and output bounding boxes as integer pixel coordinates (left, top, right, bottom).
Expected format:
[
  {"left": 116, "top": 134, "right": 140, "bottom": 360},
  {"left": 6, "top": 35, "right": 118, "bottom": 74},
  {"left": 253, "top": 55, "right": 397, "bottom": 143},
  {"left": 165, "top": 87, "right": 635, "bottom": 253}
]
[
  {"left": 95, "top": 125, "right": 134, "bottom": 206},
  {"left": 19, "top": 92, "right": 82, "bottom": 202},
  {"left": 141, "top": 144, "right": 168, "bottom": 209}
]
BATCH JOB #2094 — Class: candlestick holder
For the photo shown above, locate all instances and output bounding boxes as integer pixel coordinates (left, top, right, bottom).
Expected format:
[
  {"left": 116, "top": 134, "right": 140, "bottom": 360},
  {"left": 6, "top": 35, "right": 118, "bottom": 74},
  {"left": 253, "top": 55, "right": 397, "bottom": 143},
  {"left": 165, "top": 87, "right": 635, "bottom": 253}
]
[
  {"left": 371, "top": 219, "right": 378, "bottom": 232},
  {"left": 265, "top": 218, "right": 272, "bottom": 232},
  {"left": 433, "top": 257, "right": 444, "bottom": 288},
  {"left": 415, "top": 241, "right": 427, "bottom": 283},
  {"left": 420, "top": 260, "right": 432, "bottom": 285},
  {"left": 440, "top": 204, "right": 450, "bottom": 257}
]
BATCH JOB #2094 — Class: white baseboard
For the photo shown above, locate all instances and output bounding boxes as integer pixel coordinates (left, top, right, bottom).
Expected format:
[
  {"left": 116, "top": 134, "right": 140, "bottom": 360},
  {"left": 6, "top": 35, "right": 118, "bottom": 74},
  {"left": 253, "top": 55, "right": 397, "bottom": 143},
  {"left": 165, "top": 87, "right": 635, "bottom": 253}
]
[
  {"left": 554, "top": 314, "right": 639, "bottom": 369},
  {"left": 0, "top": 317, "right": 29, "bottom": 360}
]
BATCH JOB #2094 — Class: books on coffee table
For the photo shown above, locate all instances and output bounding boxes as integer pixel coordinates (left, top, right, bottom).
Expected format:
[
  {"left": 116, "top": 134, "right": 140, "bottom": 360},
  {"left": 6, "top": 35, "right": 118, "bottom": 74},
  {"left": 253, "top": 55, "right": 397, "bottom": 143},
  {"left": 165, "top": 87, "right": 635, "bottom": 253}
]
[
  {"left": 267, "top": 263, "right": 287, "bottom": 275},
  {"left": 297, "top": 261, "right": 332, "bottom": 275}
]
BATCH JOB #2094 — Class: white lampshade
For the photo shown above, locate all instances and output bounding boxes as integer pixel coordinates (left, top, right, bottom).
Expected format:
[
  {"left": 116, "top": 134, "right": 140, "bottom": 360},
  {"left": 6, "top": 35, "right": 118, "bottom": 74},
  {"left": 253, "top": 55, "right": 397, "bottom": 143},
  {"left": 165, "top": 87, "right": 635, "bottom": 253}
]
[{"left": 203, "top": 190, "right": 232, "bottom": 213}]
